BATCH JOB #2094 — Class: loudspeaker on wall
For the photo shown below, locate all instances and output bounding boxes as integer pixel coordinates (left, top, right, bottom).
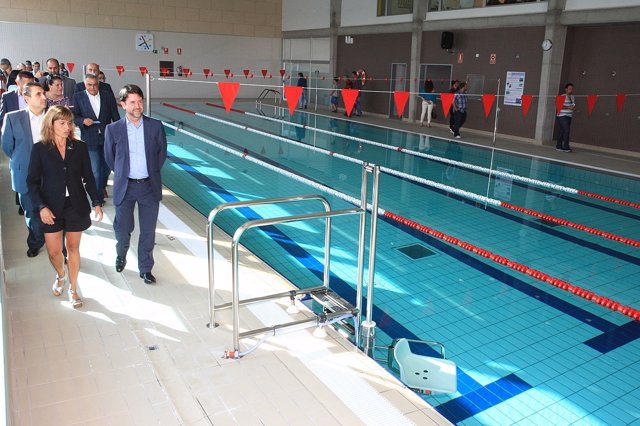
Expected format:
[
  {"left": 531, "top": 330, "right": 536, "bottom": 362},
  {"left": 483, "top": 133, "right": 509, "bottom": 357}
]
[{"left": 441, "top": 32, "right": 454, "bottom": 50}]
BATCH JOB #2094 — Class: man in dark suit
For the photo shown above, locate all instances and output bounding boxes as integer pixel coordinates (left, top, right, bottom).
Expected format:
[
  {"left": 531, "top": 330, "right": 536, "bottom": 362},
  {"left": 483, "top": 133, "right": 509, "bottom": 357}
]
[
  {"left": 45, "top": 58, "right": 75, "bottom": 100},
  {"left": 104, "top": 84, "right": 167, "bottom": 284},
  {"left": 1, "top": 82, "right": 48, "bottom": 257},
  {"left": 0, "top": 71, "right": 35, "bottom": 129},
  {"left": 72, "top": 74, "right": 120, "bottom": 203},
  {"left": 75, "top": 63, "right": 113, "bottom": 94}
]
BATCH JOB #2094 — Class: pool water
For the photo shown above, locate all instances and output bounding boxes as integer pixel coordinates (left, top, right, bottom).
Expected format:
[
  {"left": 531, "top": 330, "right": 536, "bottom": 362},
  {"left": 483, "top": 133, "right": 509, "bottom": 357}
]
[{"left": 153, "top": 101, "right": 640, "bottom": 425}]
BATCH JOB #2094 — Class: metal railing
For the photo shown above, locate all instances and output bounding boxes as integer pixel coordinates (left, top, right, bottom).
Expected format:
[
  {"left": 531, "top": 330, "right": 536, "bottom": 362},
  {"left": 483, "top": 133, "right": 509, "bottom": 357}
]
[{"left": 206, "top": 163, "right": 381, "bottom": 357}]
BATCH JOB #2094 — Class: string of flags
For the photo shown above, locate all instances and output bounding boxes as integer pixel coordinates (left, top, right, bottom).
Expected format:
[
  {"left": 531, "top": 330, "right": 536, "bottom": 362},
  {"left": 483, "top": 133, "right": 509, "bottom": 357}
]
[{"left": 62, "top": 63, "right": 632, "bottom": 119}]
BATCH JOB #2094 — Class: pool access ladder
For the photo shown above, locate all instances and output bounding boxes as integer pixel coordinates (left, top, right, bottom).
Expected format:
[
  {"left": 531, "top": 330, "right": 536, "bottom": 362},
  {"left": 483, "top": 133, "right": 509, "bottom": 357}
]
[{"left": 206, "top": 163, "right": 382, "bottom": 358}]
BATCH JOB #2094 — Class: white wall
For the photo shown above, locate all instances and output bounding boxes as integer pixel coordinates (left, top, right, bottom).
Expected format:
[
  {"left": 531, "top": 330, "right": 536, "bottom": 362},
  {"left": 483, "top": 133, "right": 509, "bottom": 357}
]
[
  {"left": 282, "top": 0, "right": 330, "bottom": 31},
  {"left": 341, "top": 0, "right": 413, "bottom": 27},
  {"left": 0, "top": 22, "right": 282, "bottom": 100}
]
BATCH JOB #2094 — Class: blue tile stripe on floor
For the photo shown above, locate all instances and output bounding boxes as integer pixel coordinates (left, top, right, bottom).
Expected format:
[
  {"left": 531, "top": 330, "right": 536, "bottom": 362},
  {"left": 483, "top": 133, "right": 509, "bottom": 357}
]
[{"left": 584, "top": 320, "right": 640, "bottom": 354}]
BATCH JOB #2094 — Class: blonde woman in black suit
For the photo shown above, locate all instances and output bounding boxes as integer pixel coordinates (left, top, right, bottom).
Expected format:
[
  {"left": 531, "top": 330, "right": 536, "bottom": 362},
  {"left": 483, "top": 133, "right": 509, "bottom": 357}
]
[{"left": 27, "top": 106, "right": 103, "bottom": 308}]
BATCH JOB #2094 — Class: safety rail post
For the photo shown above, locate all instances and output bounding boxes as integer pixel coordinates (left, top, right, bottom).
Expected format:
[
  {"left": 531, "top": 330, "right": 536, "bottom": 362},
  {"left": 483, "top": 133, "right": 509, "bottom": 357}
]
[
  {"left": 145, "top": 73, "right": 151, "bottom": 115},
  {"left": 362, "top": 165, "right": 381, "bottom": 357},
  {"left": 230, "top": 208, "right": 363, "bottom": 354},
  {"left": 355, "top": 163, "right": 370, "bottom": 347},
  {"left": 206, "top": 194, "right": 331, "bottom": 329}
]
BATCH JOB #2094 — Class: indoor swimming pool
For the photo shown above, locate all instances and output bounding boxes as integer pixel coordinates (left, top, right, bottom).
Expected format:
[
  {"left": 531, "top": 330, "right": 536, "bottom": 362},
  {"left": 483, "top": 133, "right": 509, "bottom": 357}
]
[{"left": 151, "top": 100, "right": 640, "bottom": 425}]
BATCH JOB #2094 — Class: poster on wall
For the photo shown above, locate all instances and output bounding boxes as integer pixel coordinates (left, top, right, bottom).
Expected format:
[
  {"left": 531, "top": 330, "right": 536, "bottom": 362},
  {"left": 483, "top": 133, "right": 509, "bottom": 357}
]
[{"left": 504, "top": 71, "right": 526, "bottom": 106}]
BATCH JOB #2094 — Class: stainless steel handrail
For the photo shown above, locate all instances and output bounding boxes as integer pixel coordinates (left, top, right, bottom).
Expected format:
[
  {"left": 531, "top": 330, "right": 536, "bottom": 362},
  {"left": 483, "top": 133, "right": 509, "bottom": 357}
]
[
  {"left": 256, "top": 88, "right": 282, "bottom": 106},
  {"left": 207, "top": 194, "right": 331, "bottom": 328},
  {"left": 230, "top": 208, "right": 363, "bottom": 351}
]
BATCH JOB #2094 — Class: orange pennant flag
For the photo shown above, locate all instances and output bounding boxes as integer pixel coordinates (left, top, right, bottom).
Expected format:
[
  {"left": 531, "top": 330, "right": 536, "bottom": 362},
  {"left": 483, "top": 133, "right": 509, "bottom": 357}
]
[
  {"left": 116, "top": 65, "right": 125, "bottom": 76},
  {"left": 160, "top": 68, "right": 169, "bottom": 77},
  {"left": 203, "top": 68, "right": 211, "bottom": 78},
  {"left": 521, "top": 95, "right": 533, "bottom": 117},
  {"left": 342, "top": 89, "right": 359, "bottom": 117},
  {"left": 555, "top": 95, "right": 565, "bottom": 115},
  {"left": 440, "top": 93, "right": 454, "bottom": 118},
  {"left": 183, "top": 68, "right": 190, "bottom": 78},
  {"left": 283, "top": 85, "right": 302, "bottom": 116},
  {"left": 139, "top": 66, "right": 148, "bottom": 76},
  {"left": 279, "top": 69, "right": 286, "bottom": 78},
  {"left": 482, "top": 94, "right": 496, "bottom": 118},
  {"left": 393, "top": 91, "right": 409, "bottom": 118},
  {"left": 217, "top": 82, "right": 240, "bottom": 112},
  {"left": 587, "top": 95, "right": 598, "bottom": 115},
  {"left": 261, "top": 69, "right": 267, "bottom": 78},
  {"left": 66, "top": 63, "right": 75, "bottom": 74},
  {"left": 243, "top": 69, "right": 250, "bottom": 78},
  {"left": 224, "top": 69, "right": 231, "bottom": 78},
  {"left": 616, "top": 93, "right": 626, "bottom": 112}
]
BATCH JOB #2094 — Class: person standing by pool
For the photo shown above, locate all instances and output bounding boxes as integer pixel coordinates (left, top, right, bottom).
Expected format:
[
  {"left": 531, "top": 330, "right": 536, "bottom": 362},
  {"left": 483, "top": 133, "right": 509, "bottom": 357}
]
[
  {"left": 556, "top": 83, "right": 575, "bottom": 153},
  {"left": 330, "top": 77, "right": 339, "bottom": 112},
  {"left": 27, "top": 105, "right": 103, "bottom": 308},
  {"left": 297, "top": 72, "right": 308, "bottom": 109},
  {"left": 419, "top": 79, "right": 437, "bottom": 127},
  {"left": 452, "top": 82, "right": 468, "bottom": 139},
  {"left": 104, "top": 84, "right": 167, "bottom": 284}
]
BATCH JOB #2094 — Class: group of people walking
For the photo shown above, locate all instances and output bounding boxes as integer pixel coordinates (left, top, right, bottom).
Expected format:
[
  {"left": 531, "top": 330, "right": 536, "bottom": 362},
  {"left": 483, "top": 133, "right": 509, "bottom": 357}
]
[{"left": 1, "top": 57, "right": 167, "bottom": 309}]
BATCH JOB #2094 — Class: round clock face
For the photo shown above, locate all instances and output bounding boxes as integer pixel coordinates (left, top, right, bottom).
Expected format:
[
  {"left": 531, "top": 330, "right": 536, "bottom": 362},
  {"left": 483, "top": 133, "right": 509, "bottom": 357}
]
[
  {"left": 136, "top": 34, "right": 154, "bottom": 51},
  {"left": 542, "top": 39, "right": 553, "bottom": 51}
]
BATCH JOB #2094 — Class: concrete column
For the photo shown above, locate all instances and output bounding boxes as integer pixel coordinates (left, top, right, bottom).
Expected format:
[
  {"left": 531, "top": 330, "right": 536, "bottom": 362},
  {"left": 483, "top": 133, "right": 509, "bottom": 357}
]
[
  {"left": 534, "top": 0, "right": 567, "bottom": 145},
  {"left": 407, "top": 0, "right": 427, "bottom": 122},
  {"left": 329, "top": 0, "right": 341, "bottom": 79}
]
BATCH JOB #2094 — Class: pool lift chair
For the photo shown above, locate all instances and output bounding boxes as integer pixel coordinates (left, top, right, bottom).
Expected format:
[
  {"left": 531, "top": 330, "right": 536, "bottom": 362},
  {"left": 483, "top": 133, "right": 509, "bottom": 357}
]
[{"left": 383, "top": 338, "right": 458, "bottom": 395}]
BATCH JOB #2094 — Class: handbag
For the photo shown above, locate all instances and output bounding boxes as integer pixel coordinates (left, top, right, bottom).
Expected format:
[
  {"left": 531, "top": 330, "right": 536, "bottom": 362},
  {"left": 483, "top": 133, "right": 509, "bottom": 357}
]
[{"left": 431, "top": 109, "right": 438, "bottom": 119}]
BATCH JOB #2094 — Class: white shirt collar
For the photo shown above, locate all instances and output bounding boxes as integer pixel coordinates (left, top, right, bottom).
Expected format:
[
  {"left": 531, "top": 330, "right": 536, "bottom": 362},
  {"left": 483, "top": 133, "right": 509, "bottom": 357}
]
[{"left": 28, "top": 108, "right": 45, "bottom": 121}]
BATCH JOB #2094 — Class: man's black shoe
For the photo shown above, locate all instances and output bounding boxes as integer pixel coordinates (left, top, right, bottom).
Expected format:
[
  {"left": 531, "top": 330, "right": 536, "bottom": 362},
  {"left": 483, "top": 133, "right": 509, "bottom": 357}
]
[
  {"left": 26, "top": 248, "right": 39, "bottom": 258},
  {"left": 116, "top": 256, "right": 126, "bottom": 272},
  {"left": 139, "top": 272, "right": 156, "bottom": 284}
]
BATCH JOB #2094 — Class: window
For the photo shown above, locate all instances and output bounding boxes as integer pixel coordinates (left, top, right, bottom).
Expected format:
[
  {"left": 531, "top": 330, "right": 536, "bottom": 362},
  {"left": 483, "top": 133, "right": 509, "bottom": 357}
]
[{"left": 377, "top": 0, "right": 414, "bottom": 16}]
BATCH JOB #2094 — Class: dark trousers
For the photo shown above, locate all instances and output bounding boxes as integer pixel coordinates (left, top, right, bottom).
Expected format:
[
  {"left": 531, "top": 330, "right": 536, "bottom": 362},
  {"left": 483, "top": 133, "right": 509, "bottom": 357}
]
[
  {"left": 88, "top": 147, "right": 111, "bottom": 201},
  {"left": 452, "top": 110, "right": 467, "bottom": 137},
  {"left": 449, "top": 107, "right": 455, "bottom": 129},
  {"left": 114, "top": 181, "right": 159, "bottom": 273},
  {"left": 18, "top": 192, "right": 45, "bottom": 250},
  {"left": 556, "top": 116, "right": 572, "bottom": 149}
]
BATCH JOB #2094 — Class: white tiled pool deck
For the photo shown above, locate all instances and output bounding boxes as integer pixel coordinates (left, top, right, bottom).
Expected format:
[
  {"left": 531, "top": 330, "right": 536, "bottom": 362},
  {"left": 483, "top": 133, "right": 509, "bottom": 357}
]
[{"left": 0, "top": 155, "right": 452, "bottom": 425}]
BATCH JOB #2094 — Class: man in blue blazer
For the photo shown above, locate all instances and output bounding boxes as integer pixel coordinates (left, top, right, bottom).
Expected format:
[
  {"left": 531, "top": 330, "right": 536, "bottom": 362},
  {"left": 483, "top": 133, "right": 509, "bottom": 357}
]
[
  {"left": 75, "top": 63, "right": 113, "bottom": 94},
  {"left": 1, "top": 82, "right": 48, "bottom": 257},
  {"left": 73, "top": 74, "right": 120, "bottom": 203},
  {"left": 104, "top": 84, "right": 167, "bottom": 284},
  {"left": 0, "top": 70, "right": 35, "bottom": 130}
]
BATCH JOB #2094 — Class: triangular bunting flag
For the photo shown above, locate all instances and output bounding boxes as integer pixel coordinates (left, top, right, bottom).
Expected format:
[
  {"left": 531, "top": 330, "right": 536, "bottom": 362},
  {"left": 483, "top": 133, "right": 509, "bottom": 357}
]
[
  {"left": 283, "top": 85, "right": 303, "bottom": 116},
  {"left": 555, "top": 95, "right": 565, "bottom": 115},
  {"left": 521, "top": 95, "right": 533, "bottom": 117},
  {"left": 587, "top": 95, "right": 598, "bottom": 115},
  {"left": 160, "top": 68, "right": 169, "bottom": 77},
  {"left": 261, "top": 69, "right": 267, "bottom": 78},
  {"left": 482, "top": 94, "right": 496, "bottom": 118},
  {"left": 393, "top": 91, "right": 409, "bottom": 118},
  {"left": 66, "top": 63, "right": 75, "bottom": 74},
  {"left": 217, "top": 82, "right": 240, "bottom": 112},
  {"left": 616, "top": 93, "right": 626, "bottom": 112},
  {"left": 243, "top": 69, "right": 250, "bottom": 78},
  {"left": 203, "top": 68, "right": 211, "bottom": 78},
  {"left": 139, "top": 66, "right": 148, "bottom": 76},
  {"left": 342, "top": 89, "right": 359, "bottom": 117},
  {"left": 224, "top": 69, "right": 231, "bottom": 78},
  {"left": 279, "top": 69, "right": 286, "bottom": 78},
  {"left": 183, "top": 68, "right": 190, "bottom": 78},
  {"left": 116, "top": 65, "right": 125, "bottom": 76},
  {"left": 440, "top": 93, "right": 454, "bottom": 118}
]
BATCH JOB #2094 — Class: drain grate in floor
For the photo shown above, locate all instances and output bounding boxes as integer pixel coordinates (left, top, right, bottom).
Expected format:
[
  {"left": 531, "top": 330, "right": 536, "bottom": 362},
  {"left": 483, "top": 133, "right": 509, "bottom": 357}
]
[{"left": 396, "top": 243, "right": 436, "bottom": 260}]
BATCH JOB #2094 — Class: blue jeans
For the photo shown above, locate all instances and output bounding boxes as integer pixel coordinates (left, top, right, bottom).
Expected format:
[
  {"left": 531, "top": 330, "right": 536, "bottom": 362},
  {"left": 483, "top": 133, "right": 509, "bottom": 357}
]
[
  {"left": 88, "top": 147, "right": 110, "bottom": 201},
  {"left": 556, "top": 116, "right": 572, "bottom": 149},
  {"left": 18, "top": 192, "right": 45, "bottom": 250}
]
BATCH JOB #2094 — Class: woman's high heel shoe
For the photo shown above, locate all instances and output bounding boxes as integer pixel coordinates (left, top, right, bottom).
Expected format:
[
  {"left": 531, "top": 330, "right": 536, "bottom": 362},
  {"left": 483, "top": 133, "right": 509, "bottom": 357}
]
[
  {"left": 52, "top": 274, "right": 65, "bottom": 296},
  {"left": 68, "top": 288, "right": 83, "bottom": 309}
]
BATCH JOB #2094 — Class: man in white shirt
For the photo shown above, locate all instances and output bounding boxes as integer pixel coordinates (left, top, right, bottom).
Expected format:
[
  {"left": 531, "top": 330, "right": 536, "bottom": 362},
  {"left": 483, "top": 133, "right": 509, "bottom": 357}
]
[{"left": 1, "top": 82, "right": 48, "bottom": 256}]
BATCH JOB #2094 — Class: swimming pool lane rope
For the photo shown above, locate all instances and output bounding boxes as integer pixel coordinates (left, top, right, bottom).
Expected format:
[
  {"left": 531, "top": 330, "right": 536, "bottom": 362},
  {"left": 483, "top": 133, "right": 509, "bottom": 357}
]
[
  {"left": 161, "top": 109, "right": 640, "bottom": 322},
  {"left": 238, "top": 105, "right": 640, "bottom": 211},
  {"left": 162, "top": 103, "right": 640, "bottom": 249}
]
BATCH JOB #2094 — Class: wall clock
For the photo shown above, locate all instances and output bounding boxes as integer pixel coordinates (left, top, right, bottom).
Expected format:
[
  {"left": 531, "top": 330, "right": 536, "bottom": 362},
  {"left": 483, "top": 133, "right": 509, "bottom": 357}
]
[{"left": 136, "top": 33, "right": 154, "bottom": 52}]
